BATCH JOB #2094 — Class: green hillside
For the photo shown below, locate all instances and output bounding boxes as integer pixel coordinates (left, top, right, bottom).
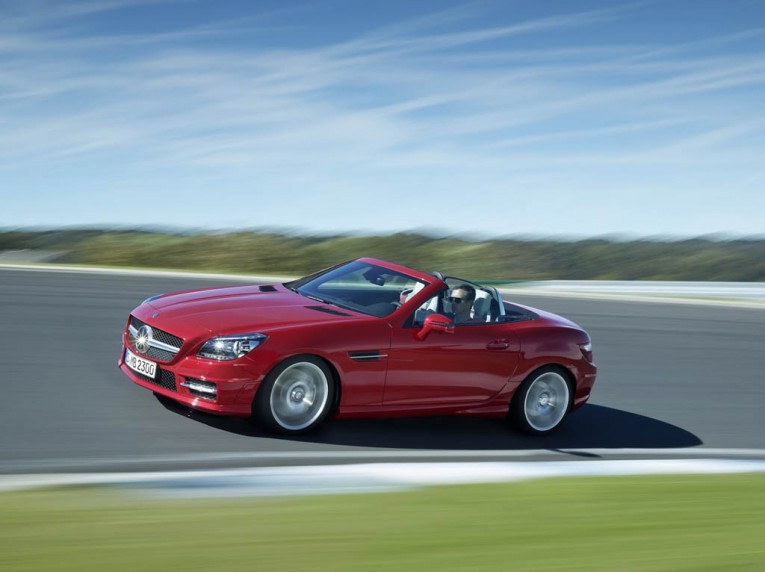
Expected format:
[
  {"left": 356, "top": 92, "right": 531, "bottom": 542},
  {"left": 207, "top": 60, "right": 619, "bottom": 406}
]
[{"left": 1, "top": 229, "right": 763, "bottom": 281}]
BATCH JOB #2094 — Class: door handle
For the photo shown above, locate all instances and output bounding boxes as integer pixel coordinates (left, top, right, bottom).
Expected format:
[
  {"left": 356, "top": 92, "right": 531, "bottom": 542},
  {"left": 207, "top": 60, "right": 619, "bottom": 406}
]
[{"left": 486, "top": 339, "right": 510, "bottom": 350}]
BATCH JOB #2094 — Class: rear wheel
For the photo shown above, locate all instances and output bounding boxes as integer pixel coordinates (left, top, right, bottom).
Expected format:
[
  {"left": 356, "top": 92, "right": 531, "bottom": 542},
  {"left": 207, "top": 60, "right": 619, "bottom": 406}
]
[
  {"left": 511, "top": 366, "right": 572, "bottom": 435},
  {"left": 254, "top": 355, "right": 335, "bottom": 434}
]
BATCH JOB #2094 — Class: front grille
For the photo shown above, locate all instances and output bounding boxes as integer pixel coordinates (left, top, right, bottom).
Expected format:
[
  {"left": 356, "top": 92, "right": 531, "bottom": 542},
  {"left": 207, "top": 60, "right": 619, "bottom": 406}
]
[
  {"left": 144, "top": 347, "right": 176, "bottom": 362},
  {"left": 129, "top": 316, "right": 183, "bottom": 349},
  {"left": 132, "top": 366, "right": 177, "bottom": 392}
]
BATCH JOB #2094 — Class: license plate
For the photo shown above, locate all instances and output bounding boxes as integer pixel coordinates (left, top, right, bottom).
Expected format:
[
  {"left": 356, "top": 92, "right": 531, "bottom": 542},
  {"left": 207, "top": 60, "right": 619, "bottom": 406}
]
[{"left": 125, "top": 348, "right": 157, "bottom": 379}]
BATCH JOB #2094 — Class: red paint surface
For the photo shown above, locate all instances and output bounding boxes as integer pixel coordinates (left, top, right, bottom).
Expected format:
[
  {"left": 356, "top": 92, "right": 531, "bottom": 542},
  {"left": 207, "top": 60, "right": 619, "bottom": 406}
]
[{"left": 120, "top": 258, "right": 597, "bottom": 421}]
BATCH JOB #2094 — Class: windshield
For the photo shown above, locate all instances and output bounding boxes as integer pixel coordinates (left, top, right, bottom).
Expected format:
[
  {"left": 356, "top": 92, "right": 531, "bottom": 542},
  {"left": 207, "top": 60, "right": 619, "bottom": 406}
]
[{"left": 287, "top": 260, "right": 428, "bottom": 318}]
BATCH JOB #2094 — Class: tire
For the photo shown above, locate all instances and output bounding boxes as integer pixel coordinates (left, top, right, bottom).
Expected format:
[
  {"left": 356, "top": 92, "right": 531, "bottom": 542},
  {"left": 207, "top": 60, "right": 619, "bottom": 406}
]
[
  {"left": 254, "top": 355, "right": 335, "bottom": 434},
  {"left": 510, "top": 366, "right": 572, "bottom": 435}
]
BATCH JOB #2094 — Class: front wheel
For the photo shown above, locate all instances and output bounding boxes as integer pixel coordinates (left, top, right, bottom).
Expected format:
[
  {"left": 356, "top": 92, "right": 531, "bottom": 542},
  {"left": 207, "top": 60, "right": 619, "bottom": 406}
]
[
  {"left": 510, "top": 366, "right": 572, "bottom": 435},
  {"left": 254, "top": 355, "right": 335, "bottom": 434}
]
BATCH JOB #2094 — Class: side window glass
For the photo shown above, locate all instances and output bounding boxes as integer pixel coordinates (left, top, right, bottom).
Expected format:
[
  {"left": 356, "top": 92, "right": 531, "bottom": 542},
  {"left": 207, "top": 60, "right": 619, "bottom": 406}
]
[{"left": 411, "top": 293, "right": 443, "bottom": 328}]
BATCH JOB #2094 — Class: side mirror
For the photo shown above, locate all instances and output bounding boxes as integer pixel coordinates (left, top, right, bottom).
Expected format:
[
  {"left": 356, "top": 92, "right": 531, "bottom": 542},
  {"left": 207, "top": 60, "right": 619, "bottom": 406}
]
[{"left": 416, "top": 313, "right": 455, "bottom": 340}]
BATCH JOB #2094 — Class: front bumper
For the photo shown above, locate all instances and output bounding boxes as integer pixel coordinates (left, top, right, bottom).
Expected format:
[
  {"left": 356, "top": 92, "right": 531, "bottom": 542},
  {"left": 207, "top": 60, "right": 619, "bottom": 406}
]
[
  {"left": 118, "top": 345, "right": 264, "bottom": 417},
  {"left": 572, "top": 360, "right": 597, "bottom": 410}
]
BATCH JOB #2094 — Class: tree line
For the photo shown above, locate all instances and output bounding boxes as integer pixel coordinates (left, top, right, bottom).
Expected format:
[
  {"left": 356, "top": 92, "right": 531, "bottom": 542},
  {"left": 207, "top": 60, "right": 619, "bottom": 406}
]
[{"left": 1, "top": 229, "right": 763, "bottom": 281}]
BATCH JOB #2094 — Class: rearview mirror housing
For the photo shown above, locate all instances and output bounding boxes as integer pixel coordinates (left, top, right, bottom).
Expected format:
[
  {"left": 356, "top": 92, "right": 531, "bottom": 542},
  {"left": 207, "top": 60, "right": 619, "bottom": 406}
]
[{"left": 416, "top": 313, "right": 455, "bottom": 340}]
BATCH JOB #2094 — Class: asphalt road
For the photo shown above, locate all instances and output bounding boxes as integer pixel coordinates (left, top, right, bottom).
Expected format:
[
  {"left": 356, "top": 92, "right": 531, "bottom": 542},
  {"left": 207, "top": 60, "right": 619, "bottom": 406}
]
[{"left": 1, "top": 267, "right": 764, "bottom": 474}]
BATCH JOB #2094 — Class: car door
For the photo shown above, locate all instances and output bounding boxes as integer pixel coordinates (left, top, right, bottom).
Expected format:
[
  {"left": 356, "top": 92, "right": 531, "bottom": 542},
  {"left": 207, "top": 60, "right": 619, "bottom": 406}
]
[{"left": 383, "top": 299, "right": 520, "bottom": 406}]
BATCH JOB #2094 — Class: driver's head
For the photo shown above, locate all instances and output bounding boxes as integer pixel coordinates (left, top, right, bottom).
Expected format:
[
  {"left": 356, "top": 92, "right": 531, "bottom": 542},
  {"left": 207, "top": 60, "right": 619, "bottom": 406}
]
[{"left": 450, "top": 284, "right": 476, "bottom": 320}]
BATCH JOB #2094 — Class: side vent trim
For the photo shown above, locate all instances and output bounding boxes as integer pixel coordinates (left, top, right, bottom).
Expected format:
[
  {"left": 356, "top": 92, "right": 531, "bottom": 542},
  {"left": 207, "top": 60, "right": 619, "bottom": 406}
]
[
  {"left": 349, "top": 350, "right": 387, "bottom": 362},
  {"left": 306, "top": 306, "right": 352, "bottom": 317}
]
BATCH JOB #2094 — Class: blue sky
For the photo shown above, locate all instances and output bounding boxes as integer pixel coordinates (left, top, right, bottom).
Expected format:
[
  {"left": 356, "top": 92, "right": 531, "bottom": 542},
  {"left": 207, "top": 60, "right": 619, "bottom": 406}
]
[{"left": 1, "top": 0, "right": 764, "bottom": 238}]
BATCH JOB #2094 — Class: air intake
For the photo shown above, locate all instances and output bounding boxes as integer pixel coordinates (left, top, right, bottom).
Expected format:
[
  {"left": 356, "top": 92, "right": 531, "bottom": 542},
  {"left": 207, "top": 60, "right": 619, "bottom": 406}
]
[{"left": 259, "top": 285, "right": 277, "bottom": 292}]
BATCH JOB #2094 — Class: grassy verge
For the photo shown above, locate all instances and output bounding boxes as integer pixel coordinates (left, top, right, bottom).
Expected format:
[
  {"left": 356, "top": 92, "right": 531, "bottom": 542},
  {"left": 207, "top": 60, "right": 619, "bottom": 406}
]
[{"left": 2, "top": 474, "right": 764, "bottom": 571}]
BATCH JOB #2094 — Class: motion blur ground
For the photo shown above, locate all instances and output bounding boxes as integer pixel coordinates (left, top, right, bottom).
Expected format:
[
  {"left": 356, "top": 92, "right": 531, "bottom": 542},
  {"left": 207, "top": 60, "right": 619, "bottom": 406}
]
[
  {"left": 1, "top": 265, "right": 765, "bottom": 570},
  {"left": 1, "top": 265, "right": 765, "bottom": 471},
  {"left": 2, "top": 474, "right": 765, "bottom": 571}
]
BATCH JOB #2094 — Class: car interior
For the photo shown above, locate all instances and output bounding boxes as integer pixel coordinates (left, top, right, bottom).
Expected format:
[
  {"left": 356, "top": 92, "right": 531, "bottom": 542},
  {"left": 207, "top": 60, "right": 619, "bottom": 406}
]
[
  {"left": 302, "top": 262, "right": 527, "bottom": 324},
  {"left": 409, "top": 277, "right": 505, "bottom": 327}
]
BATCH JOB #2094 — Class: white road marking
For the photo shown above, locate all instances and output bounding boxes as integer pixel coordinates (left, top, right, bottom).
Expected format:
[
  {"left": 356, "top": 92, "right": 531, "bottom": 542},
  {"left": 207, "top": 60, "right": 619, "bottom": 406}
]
[
  {"left": 0, "top": 263, "right": 291, "bottom": 282},
  {"left": 3, "top": 447, "right": 765, "bottom": 473},
  {"left": 500, "top": 287, "right": 765, "bottom": 309},
  {"left": 1, "top": 459, "right": 764, "bottom": 496}
]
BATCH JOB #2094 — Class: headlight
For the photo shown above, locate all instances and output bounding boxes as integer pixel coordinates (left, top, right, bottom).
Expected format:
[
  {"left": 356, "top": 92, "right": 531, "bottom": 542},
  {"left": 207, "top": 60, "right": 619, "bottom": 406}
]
[{"left": 197, "top": 333, "right": 267, "bottom": 361}]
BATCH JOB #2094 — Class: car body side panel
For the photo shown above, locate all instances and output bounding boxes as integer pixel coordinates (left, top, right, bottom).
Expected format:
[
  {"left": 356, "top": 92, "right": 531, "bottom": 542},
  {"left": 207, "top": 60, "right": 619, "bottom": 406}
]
[
  {"left": 492, "top": 318, "right": 597, "bottom": 411},
  {"left": 383, "top": 322, "right": 521, "bottom": 405},
  {"left": 266, "top": 319, "right": 393, "bottom": 407}
]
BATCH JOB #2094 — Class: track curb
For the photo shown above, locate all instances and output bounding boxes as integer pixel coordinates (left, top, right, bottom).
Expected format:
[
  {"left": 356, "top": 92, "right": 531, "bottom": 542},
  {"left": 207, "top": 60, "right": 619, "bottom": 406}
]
[{"left": 2, "top": 459, "right": 764, "bottom": 497}]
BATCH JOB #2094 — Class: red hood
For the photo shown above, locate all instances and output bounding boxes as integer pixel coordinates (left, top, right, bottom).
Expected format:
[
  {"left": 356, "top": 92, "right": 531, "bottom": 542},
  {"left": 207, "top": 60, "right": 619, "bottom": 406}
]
[{"left": 136, "top": 284, "right": 365, "bottom": 338}]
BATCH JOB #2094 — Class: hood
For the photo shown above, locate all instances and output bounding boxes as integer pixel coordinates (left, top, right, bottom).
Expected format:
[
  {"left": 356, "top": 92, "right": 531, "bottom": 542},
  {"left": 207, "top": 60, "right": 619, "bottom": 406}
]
[{"left": 137, "top": 284, "right": 364, "bottom": 337}]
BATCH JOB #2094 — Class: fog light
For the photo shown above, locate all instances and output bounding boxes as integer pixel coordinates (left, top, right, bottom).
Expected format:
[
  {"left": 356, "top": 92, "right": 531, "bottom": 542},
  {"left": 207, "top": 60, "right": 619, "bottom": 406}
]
[{"left": 181, "top": 378, "right": 217, "bottom": 400}]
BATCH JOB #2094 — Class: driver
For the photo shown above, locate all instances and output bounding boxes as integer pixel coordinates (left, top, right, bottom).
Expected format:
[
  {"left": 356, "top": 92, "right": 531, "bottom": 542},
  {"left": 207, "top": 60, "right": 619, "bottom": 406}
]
[{"left": 449, "top": 284, "right": 478, "bottom": 324}]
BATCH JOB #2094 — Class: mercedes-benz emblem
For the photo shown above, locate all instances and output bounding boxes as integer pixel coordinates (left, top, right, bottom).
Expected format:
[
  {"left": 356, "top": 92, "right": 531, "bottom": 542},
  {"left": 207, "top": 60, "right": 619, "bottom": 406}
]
[{"left": 134, "top": 324, "right": 153, "bottom": 354}]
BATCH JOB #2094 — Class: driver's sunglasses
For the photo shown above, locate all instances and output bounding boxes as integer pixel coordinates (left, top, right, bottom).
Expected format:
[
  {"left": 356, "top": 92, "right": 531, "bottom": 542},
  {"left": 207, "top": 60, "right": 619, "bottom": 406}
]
[{"left": 449, "top": 297, "right": 468, "bottom": 304}]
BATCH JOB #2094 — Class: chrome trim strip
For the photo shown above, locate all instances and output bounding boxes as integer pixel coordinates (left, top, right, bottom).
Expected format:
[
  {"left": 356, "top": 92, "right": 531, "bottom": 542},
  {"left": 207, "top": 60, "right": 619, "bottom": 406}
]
[
  {"left": 180, "top": 380, "right": 217, "bottom": 401},
  {"left": 180, "top": 380, "right": 217, "bottom": 395},
  {"left": 349, "top": 352, "right": 388, "bottom": 361},
  {"left": 149, "top": 339, "right": 181, "bottom": 354}
]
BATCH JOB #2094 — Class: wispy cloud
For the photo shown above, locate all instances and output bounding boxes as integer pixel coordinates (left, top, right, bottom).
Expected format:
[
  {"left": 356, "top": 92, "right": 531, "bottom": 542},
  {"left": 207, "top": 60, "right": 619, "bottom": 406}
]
[
  {"left": 0, "top": 0, "right": 180, "bottom": 32},
  {"left": 1, "top": 0, "right": 764, "bottom": 235}
]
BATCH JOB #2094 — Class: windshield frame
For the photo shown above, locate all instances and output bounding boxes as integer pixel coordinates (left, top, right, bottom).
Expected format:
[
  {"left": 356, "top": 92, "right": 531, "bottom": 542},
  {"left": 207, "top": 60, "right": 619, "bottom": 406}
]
[{"left": 285, "top": 260, "right": 430, "bottom": 318}]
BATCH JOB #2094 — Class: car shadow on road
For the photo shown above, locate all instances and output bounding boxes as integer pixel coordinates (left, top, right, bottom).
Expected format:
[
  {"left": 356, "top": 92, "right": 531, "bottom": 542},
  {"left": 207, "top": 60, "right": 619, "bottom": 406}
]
[{"left": 155, "top": 395, "right": 702, "bottom": 452}]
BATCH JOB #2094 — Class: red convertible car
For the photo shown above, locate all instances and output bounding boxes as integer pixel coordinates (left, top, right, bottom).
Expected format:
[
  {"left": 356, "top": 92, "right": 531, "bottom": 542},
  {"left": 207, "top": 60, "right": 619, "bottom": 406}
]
[{"left": 119, "top": 258, "right": 596, "bottom": 435}]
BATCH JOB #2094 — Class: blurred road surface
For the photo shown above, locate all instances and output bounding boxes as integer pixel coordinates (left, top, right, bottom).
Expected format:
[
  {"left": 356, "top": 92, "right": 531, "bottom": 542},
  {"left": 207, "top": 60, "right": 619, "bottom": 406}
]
[{"left": 1, "top": 267, "right": 763, "bottom": 473}]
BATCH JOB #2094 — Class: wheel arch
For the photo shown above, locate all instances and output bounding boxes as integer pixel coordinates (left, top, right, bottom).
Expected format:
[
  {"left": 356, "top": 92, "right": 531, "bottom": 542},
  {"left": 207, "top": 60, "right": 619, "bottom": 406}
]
[
  {"left": 316, "top": 354, "right": 342, "bottom": 416},
  {"left": 253, "top": 351, "right": 342, "bottom": 414}
]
